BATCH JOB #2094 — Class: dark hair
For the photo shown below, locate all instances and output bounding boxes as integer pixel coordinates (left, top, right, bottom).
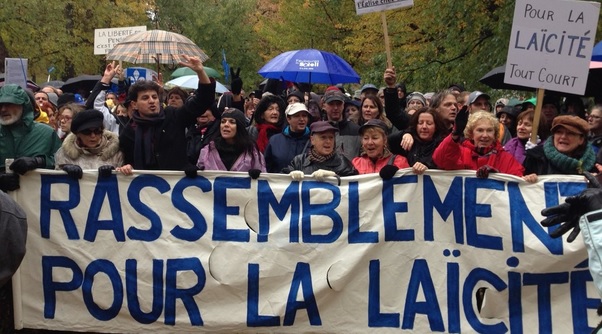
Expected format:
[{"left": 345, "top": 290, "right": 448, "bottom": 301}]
[
  {"left": 516, "top": 109, "right": 548, "bottom": 141},
  {"left": 253, "top": 94, "right": 286, "bottom": 126},
  {"left": 408, "top": 107, "right": 448, "bottom": 141},
  {"left": 430, "top": 89, "right": 456, "bottom": 110},
  {"left": 219, "top": 110, "right": 260, "bottom": 166},
  {"left": 128, "top": 81, "right": 161, "bottom": 102},
  {"left": 166, "top": 87, "right": 188, "bottom": 102},
  {"left": 358, "top": 95, "right": 383, "bottom": 125}
]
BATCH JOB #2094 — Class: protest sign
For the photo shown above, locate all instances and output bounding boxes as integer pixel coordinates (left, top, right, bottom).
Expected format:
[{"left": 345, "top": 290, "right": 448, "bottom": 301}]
[
  {"left": 94, "top": 26, "right": 147, "bottom": 55},
  {"left": 4, "top": 58, "right": 28, "bottom": 89},
  {"left": 505, "top": 0, "right": 600, "bottom": 95},
  {"left": 11, "top": 170, "right": 601, "bottom": 333},
  {"left": 354, "top": 0, "right": 413, "bottom": 16}
]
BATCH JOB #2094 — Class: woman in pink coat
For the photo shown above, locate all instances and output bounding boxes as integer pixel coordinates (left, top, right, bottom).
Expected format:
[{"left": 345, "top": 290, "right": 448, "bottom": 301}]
[{"left": 197, "top": 108, "right": 266, "bottom": 172}]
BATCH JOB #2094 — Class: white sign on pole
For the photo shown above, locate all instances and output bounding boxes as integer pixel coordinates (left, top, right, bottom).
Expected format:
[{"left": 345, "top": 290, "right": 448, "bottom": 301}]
[
  {"left": 505, "top": 0, "right": 600, "bottom": 95},
  {"left": 4, "top": 58, "right": 28, "bottom": 89},
  {"left": 354, "top": 0, "right": 413, "bottom": 15},
  {"left": 94, "top": 26, "right": 147, "bottom": 55}
]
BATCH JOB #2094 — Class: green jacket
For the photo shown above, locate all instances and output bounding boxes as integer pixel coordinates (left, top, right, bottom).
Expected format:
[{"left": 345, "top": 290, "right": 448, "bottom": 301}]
[{"left": 0, "top": 84, "right": 61, "bottom": 170}]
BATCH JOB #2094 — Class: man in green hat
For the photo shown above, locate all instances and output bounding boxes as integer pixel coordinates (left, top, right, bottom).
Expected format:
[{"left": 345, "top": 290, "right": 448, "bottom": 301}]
[{"left": 0, "top": 84, "right": 61, "bottom": 191}]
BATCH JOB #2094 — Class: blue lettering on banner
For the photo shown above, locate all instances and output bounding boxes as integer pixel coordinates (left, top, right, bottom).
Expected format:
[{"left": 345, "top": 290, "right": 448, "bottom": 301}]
[
  {"left": 40, "top": 175, "right": 81, "bottom": 239},
  {"left": 423, "top": 176, "right": 464, "bottom": 243},
  {"left": 170, "top": 177, "right": 211, "bottom": 241},
  {"left": 83, "top": 259, "right": 123, "bottom": 320},
  {"left": 257, "top": 180, "right": 300, "bottom": 242},
  {"left": 247, "top": 263, "right": 280, "bottom": 327},
  {"left": 402, "top": 259, "right": 444, "bottom": 331},
  {"left": 382, "top": 175, "right": 417, "bottom": 241},
  {"left": 84, "top": 174, "right": 124, "bottom": 242},
  {"left": 301, "top": 181, "right": 343, "bottom": 243},
  {"left": 127, "top": 175, "right": 170, "bottom": 241},
  {"left": 463, "top": 268, "right": 507, "bottom": 333},
  {"left": 523, "top": 272, "right": 569, "bottom": 332},
  {"left": 213, "top": 176, "right": 251, "bottom": 242},
  {"left": 348, "top": 181, "right": 378, "bottom": 243},
  {"left": 126, "top": 259, "right": 164, "bottom": 324},
  {"left": 283, "top": 263, "right": 321, "bottom": 326},
  {"left": 464, "top": 178, "right": 504, "bottom": 250},
  {"left": 164, "top": 258, "right": 205, "bottom": 326}
]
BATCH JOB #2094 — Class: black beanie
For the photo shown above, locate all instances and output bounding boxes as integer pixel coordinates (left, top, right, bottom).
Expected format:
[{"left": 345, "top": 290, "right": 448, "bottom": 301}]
[
  {"left": 221, "top": 108, "right": 247, "bottom": 128},
  {"left": 70, "top": 109, "right": 104, "bottom": 134}
]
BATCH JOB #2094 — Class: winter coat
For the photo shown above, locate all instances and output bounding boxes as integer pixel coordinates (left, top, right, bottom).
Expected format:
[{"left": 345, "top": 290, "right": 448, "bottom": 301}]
[
  {"left": 54, "top": 130, "right": 124, "bottom": 169},
  {"left": 86, "top": 81, "right": 120, "bottom": 134},
  {"left": 197, "top": 141, "right": 266, "bottom": 172},
  {"left": 503, "top": 137, "right": 528, "bottom": 164},
  {"left": 432, "top": 134, "right": 524, "bottom": 176},
  {"left": 389, "top": 131, "right": 442, "bottom": 169},
  {"left": 186, "top": 121, "right": 220, "bottom": 165},
  {"left": 579, "top": 208, "right": 602, "bottom": 298},
  {"left": 332, "top": 120, "right": 361, "bottom": 161},
  {"left": 0, "top": 190, "right": 27, "bottom": 287},
  {"left": 523, "top": 143, "right": 597, "bottom": 175},
  {"left": 283, "top": 152, "right": 358, "bottom": 176},
  {"left": 264, "top": 127, "right": 310, "bottom": 173},
  {"left": 119, "top": 81, "right": 215, "bottom": 170},
  {"left": 0, "top": 85, "right": 61, "bottom": 170},
  {"left": 383, "top": 87, "right": 410, "bottom": 132},
  {"left": 352, "top": 153, "right": 409, "bottom": 174}
]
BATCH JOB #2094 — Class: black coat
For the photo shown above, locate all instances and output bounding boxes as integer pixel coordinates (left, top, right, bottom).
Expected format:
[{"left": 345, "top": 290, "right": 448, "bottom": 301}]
[
  {"left": 120, "top": 82, "right": 215, "bottom": 170},
  {"left": 283, "top": 152, "right": 358, "bottom": 176}
]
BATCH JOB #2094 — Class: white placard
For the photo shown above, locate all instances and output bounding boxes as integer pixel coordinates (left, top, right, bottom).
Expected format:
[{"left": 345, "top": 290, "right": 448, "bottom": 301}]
[
  {"left": 505, "top": 0, "right": 600, "bottom": 95},
  {"left": 354, "top": 0, "right": 413, "bottom": 15},
  {"left": 4, "top": 58, "right": 28, "bottom": 89},
  {"left": 94, "top": 26, "right": 147, "bottom": 55}
]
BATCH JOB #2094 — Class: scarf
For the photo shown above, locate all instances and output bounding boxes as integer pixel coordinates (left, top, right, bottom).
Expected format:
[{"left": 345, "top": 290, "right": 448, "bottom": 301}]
[
  {"left": 543, "top": 138, "right": 596, "bottom": 174},
  {"left": 308, "top": 147, "right": 336, "bottom": 163},
  {"left": 215, "top": 137, "right": 243, "bottom": 171},
  {"left": 132, "top": 110, "right": 165, "bottom": 168},
  {"left": 255, "top": 123, "right": 280, "bottom": 152}
]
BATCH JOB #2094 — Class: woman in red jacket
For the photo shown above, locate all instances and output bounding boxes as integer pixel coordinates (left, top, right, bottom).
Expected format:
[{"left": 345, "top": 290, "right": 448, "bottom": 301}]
[
  {"left": 432, "top": 108, "right": 526, "bottom": 178},
  {"left": 352, "top": 119, "right": 409, "bottom": 174}
]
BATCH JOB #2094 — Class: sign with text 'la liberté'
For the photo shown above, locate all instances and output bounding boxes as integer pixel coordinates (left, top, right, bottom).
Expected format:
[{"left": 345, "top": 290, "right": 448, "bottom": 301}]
[
  {"left": 94, "top": 26, "right": 147, "bottom": 55},
  {"left": 354, "top": 0, "right": 413, "bottom": 15},
  {"left": 11, "top": 170, "right": 602, "bottom": 333},
  {"left": 505, "top": 0, "right": 600, "bottom": 95}
]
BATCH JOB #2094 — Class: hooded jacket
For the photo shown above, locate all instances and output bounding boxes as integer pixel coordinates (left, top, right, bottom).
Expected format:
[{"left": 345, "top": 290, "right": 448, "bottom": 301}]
[
  {"left": 54, "top": 130, "right": 124, "bottom": 169},
  {"left": 264, "top": 126, "right": 311, "bottom": 173},
  {"left": 0, "top": 84, "right": 61, "bottom": 170}
]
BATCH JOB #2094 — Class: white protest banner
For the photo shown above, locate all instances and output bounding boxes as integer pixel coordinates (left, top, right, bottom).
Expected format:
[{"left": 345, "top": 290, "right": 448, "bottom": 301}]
[
  {"left": 12, "top": 170, "right": 601, "bottom": 333},
  {"left": 505, "top": 0, "right": 600, "bottom": 95},
  {"left": 94, "top": 26, "right": 147, "bottom": 55},
  {"left": 4, "top": 58, "right": 28, "bottom": 89},
  {"left": 354, "top": 0, "right": 413, "bottom": 15}
]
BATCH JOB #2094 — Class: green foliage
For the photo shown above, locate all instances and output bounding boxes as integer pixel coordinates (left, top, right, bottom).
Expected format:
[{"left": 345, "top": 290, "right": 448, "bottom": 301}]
[{"left": 0, "top": 0, "right": 149, "bottom": 82}]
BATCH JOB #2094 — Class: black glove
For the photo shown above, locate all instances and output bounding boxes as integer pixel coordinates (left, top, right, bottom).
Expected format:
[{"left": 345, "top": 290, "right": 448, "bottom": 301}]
[
  {"left": 0, "top": 173, "right": 20, "bottom": 192},
  {"left": 10, "top": 156, "right": 45, "bottom": 175},
  {"left": 230, "top": 67, "right": 242, "bottom": 95},
  {"left": 452, "top": 105, "right": 469, "bottom": 137},
  {"left": 98, "top": 165, "right": 115, "bottom": 178},
  {"left": 541, "top": 171, "right": 602, "bottom": 242},
  {"left": 62, "top": 164, "right": 83, "bottom": 179},
  {"left": 379, "top": 165, "right": 399, "bottom": 180},
  {"left": 184, "top": 165, "right": 198, "bottom": 178},
  {"left": 248, "top": 169, "right": 261, "bottom": 180},
  {"left": 476, "top": 165, "right": 499, "bottom": 179}
]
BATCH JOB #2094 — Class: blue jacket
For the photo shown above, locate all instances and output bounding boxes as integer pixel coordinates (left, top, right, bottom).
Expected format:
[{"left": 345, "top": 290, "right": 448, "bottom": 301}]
[{"left": 264, "top": 126, "right": 310, "bottom": 173}]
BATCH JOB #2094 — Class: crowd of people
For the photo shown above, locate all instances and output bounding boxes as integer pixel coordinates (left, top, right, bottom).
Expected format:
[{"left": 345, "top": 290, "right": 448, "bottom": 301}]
[{"left": 3, "top": 57, "right": 602, "bottom": 320}]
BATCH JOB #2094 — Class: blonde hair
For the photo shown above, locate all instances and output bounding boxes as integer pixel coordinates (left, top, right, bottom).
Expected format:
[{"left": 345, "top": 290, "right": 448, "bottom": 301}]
[{"left": 464, "top": 110, "right": 499, "bottom": 140}]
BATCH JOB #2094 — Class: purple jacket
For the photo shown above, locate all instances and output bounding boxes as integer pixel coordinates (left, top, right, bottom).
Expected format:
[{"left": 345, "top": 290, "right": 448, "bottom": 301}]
[
  {"left": 503, "top": 137, "right": 527, "bottom": 164},
  {"left": 197, "top": 141, "right": 266, "bottom": 172}
]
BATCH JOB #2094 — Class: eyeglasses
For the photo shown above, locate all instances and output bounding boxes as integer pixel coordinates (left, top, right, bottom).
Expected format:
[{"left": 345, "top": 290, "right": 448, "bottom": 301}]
[{"left": 79, "top": 128, "right": 103, "bottom": 135}]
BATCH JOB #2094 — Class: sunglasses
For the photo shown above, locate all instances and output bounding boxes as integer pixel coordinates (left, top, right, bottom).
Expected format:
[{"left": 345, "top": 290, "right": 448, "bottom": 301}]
[{"left": 79, "top": 128, "right": 103, "bottom": 135}]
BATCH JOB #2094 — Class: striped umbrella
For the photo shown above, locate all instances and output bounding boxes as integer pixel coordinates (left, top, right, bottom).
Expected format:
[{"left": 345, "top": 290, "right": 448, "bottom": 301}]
[{"left": 106, "top": 30, "right": 209, "bottom": 66}]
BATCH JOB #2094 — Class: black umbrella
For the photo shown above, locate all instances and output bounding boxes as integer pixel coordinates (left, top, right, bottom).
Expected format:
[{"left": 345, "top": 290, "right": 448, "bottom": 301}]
[
  {"left": 62, "top": 75, "right": 118, "bottom": 96},
  {"left": 40, "top": 80, "right": 65, "bottom": 89},
  {"left": 479, "top": 63, "right": 602, "bottom": 97}
]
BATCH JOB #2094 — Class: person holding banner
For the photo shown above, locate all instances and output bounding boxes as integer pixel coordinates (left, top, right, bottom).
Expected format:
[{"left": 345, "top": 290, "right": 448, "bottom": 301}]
[
  {"left": 284, "top": 121, "right": 357, "bottom": 181},
  {"left": 119, "top": 55, "right": 215, "bottom": 171},
  {"left": 432, "top": 108, "right": 525, "bottom": 178},
  {"left": 0, "top": 84, "right": 61, "bottom": 192},
  {"left": 523, "top": 115, "right": 597, "bottom": 183},
  {"left": 54, "top": 109, "right": 132, "bottom": 178},
  {"left": 196, "top": 108, "right": 265, "bottom": 173},
  {"left": 352, "top": 119, "right": 408, "bottom": 176}
]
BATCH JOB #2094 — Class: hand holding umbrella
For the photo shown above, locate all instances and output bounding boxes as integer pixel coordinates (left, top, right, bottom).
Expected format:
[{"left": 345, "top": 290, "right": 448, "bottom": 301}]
[{"left": 179, "top": 55, "right": 210, "bottom": 85}]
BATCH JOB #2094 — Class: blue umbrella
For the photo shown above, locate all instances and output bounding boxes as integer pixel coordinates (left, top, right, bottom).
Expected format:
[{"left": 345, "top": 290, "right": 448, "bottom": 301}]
[
  {"left": 258, "top": 49, "right": 360, "bottom": 85},
  {"left": 593, "top": 41, "right": 602, "bottom": 61}
]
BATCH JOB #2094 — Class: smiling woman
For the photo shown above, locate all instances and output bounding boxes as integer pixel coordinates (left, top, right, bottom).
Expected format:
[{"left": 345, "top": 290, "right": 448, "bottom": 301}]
[{"left": 523, "top": 115, "right": 596, "bottom": 182}]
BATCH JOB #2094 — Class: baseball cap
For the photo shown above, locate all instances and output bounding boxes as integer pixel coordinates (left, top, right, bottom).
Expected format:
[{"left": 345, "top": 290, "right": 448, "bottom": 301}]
[
  {"left": 285, "top": 102, "right": 309, "bottom": 116},
  {"left": 468, "top": 91, "right": 490, "bottom": 105},
  {"left": 310, "top": 121, "right": 339, "bottom": 134}
]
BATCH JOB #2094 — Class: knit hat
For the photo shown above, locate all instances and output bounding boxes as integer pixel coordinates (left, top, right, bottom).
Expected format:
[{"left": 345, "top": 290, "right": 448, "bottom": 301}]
[
  {"left": 70, "top": 109, "right": 104, "bottom": 134},
  {"left": 551, "top": 115, "right": 589, "bottom": 136},
  {"left": 221, "top": 108, "right": 247, "bottom": 127},
  {"left": 286, "top": 89, "right": 305, "bottom": 103},
  {"left": 407, "top": 92, "right": 426, "bottom": 105}
]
